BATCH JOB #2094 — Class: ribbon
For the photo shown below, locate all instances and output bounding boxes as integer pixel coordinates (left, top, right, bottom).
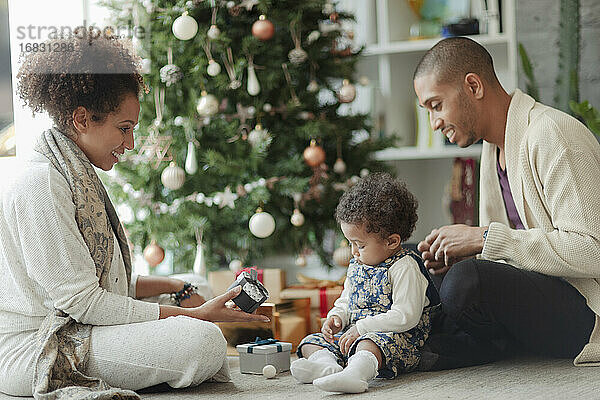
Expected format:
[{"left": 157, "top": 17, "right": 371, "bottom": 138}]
[
  {"left": 235, "top": 266, "right": 264, "bottom": 283},
  {"left": 319, "top": 287, "right": 329, "bottom": 318},
  {"left": 247, "top": 337, "right": 282, "bottom": 353}
]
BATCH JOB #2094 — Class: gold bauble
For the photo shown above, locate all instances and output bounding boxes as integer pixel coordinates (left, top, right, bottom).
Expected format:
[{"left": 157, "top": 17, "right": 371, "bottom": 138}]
[
  {"left": 143, "top": 240, "right": 165, "bottom": 267},
  {"left": 303, "top": 139, "right": 326, "bottom": 167}
]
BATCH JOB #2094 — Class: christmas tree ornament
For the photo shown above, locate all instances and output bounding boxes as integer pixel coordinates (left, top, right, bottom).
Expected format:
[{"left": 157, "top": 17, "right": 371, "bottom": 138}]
[
  {"left": 360, "top": 168, "right": 370, "bottom": 177},
  {"left": 222, "top": 47, "right": 242, "bottom": 89},
  {"left": 288, "top": 20, "right": 308, "bottom": 65},
  {"left": 322, "top": 1, "right": 335, "bottom": 15},
  {"left": 263, "top": 103, "right": 273, "bottom": 112},
  {"left": 262, "top": 364, "right": 277, "bottom": 379},
  {"left": 307, "top": 80, "right": 319, "bottom": 93},
  {"left": 295, "top": 255, "right": 307, "bottom": 267},
  {"left": 229, "top": 259, "right": 243, "bottom": 273},
  {"left": 185, "top": 141, "right": 198, "bottom": 174},
  {"left": 252, "top": 15, "right": 275, "bottom": 41},
  {"left": 303, "top": 139, "right": 326, "bottom": 168},
  {"left": 247, "top": 56, "right": 261, "bottom": 96},
  {"left": 203, "top": 42, "right": 221, "bottom": 77},
  {"left": 249, "top": 207, "right": 276, "bottom": 238},
  {"left": 143, "top": 240, "right": 165, "bottom": 267},
  {"left": 359, "top": 75, "right": 370, "bottom": 86},
  {"left": 161, "top": 162, "right": 186, "bottom": 190},
  {"left": 290, "top": 208, "right": 305, "bottom": 227},
  {"left": 333, "top": 240, "right": 352, "bottom": 267},
  {"left": 140, "top": 58, "right": 151, "bottom": 74},
  {"left": 307, "top": 30, "right": 320, "bottom": 44},
  {"left": 247, "top": 124, "right": 271, "bottom": 149},
  {"left": 281, "top": 63, "right": 301, "bottom": 106},
  {"left": 192, "top": 228, "right": 206, "bottom": 276},
  {"left": 196, "top": 90, "right": 219, "bottom": 117},
  {"left": 333, "top": 157, "right": 347, "bottom": 174},
  {"left": 214, "top": 186, "right": 237, "bottom": 209},
  {"left": 206, "top": 6, "right": 220, "bottom": 40},
  {"left": 172, "top": 11, "right": 198, "bottom": 40},
  {"left": 337, "top": 79, "right": 356, "bottom": 103},
  {"left": 160, "top": 48, "right": 183, "bottom": 87}
]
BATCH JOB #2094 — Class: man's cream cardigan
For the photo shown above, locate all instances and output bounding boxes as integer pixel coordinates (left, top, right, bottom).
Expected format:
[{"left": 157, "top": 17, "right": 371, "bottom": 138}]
[{"left": 480, "top": 89, "right": 600, "bottom": 366}]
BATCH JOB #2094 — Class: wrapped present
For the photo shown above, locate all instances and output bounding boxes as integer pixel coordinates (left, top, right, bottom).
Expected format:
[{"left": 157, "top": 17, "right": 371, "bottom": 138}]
[
  {"left": 280, "top": 280, "right": 343, "bottom": 333},
  {"left": 208, "top": 267, "right": 285, "bottom": 302},
  {"left": 237, "top": 338, "right": 292, "bottom": 374},
  {"left": 228, "top": 268, "right": 269, "bottom": 313}
]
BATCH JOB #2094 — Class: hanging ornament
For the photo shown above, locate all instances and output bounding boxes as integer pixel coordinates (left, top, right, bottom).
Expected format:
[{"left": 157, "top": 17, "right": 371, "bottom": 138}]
[
  {"left": 333, "top": 158, "right": 347, "bottom": 174},
  {"left": 196, "top": 90, "right": 219, "bottom": 117},
  {"left": 247, "top": 123, "right": 272, "bottom": 149},
  {"left": 161, "top": 161, "right": 186, "bottom": 190},
  {"left": 192, "top": 228, "right": 206, "bottom": 276},
  {"left": 203, "top": 42, "right": 221, "bottom": 77},
  {"left": 322, "top": 1, "right": 335, "bottom": 15},
  {"left": 307, "top": 30, "right": 320, "bottom": 44},
  {"left": 360, "top": 168, "right": 370, "bottom": 177},
  {"left": 295, "top": 255, "right": 307, "bottom": 267},
  {"left": 172, "top": 11, "right": 198, "bottom": 40},
  {"left": 290, "top": 208, "right": 305, "bottom": 227},
  {"left": 252, "top": 15, "right": 275, "bottom": 41},
  {"left": 206, "top": 6, "right": 220, "bottom": 39},
  {"left": 140, "top": 58, "right": 151, "bottom": 75},
  {"left": 160, "top": 48, "right": 183, "bottom": 87},
  {"left": 338, "top": 79, "right": 356, "bottom": 103},
  {"left": 222, "top": 47, "right": 242, "bottom": 89},
  {"left": 281, "top": 63, "right": 300, "bottom": 107},
  {"left": 132, "top": 89, "right": 173, "bottom": 168},
  {"left": 288, "top": 20, "right": 308, "bottom": 65},
  {"left": 249, "top": 207, "right": 276, "bottom": 238},
  {"left": 247, "top": 55, "right": 261, "bottom": 96},
  {"left": 307, "top": 80, "right": 319, "bottom": 93},
  {"left": 307, "top": 62, "right": 319, "bottom": 93},
  {"left": 333, "top": 240, "right": 352, "bottom": 267},
  {"left": 229, "top": 259, "right": 243, "bottom": 273},
  {"left": 185, "top": 141, "right": 198, "bottom": 174},
  {"left": 303, "top": 139, "right": 326, "bottom": 168},
  {"left": 143, "top": 240, "right": 165, "bottom": 267}
]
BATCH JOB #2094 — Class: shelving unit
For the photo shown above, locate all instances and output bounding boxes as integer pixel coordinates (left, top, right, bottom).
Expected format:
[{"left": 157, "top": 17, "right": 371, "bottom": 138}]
[{"left": 341, "top": 0, "right": 517, "bottom": 241}]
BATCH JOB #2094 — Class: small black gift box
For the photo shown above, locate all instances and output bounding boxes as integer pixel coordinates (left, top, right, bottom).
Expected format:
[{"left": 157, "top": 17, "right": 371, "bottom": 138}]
[{"left": 228, "top": 268, "right": 269, "bottom": 313}]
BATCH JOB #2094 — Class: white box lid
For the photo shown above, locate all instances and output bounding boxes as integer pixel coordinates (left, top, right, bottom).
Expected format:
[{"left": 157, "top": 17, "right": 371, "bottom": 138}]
[{"left": 237, "top": 340, "right": 292, "bottom": 354}]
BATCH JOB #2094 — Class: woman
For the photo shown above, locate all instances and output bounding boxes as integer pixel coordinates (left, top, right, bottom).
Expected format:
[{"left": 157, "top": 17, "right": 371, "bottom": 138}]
[{"left": 0, "top": 34, "right": 268, "bottom": 398}]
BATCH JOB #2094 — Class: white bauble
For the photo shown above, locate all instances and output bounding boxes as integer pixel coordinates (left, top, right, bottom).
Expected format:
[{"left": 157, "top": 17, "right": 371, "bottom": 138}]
[
  {"left": 172, "top": 13, "right": 198, "bottom": 40},
  {"left": 358, "top": 75, "right": 370, "bottom": 86},
  {"left": 161, "top": 162, "right": 186, "bottom": 190},
  {"left": 247, "top": 65, "right": 261, "bottom": 96},
  {"left": 196, "top": 91, "right": 219, "bottom": 117},
  {"left": 185, "top": 141, "right": 198, "bottom": 174},
  {"left": 263, "top": 103, "right": 273, "bottom": 112},
  {"left": 262, "top": 364, "right": 277, "bottom": 379},
  {"left": 247, "top": 124, "right": 271, "bottom": 148},
  {"left": 307, "top": 80, "right": 319, "bottom": 93},
  {"left": 290, "top": 208, "right": 305, "bottom": 227},
  {"left": 360, "top": 168, "right": 369, "bottom": 177},
  {"left": 229, "top": 259, "right": 243, "bottom": 273},
  {"left": 249, "top": 210, "right": 276, "bottom": 238},
  {"left": 295, "top": 255, "right": 307, "bottom": 267},
  {"left": 207, "top": 59, "right": 221, "bottom": 76},
  {"left": 338, "top": 79, "right": 356, "bottom": 103},
  {"left": 333, "top": 158, "right": 347, "bottom": 174},
  {"left": 140, "top": 58, "right": 151, "bottom": 75},
  {"left": 207, "top": 24, "right": 221, "bottom": 40}
]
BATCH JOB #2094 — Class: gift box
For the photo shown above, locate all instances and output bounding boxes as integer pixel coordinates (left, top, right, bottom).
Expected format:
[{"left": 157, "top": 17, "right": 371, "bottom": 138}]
[
  {"left": 237, "top": 338, "right": 292, "bottom": 374},
  {"left": 228, "top": 268, "right": 269, "bottom": 313},
  {"left": 280, "top": 286, "right": 343, "bottom": 333},
  {"left": 208, "top": 267, "right": 285, "bottom": 302}
]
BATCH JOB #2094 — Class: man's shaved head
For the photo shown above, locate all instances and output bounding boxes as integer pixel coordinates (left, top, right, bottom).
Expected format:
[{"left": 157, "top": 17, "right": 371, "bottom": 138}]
[{"left": 413, "top": 37, "right": 500, "bottom": 87}]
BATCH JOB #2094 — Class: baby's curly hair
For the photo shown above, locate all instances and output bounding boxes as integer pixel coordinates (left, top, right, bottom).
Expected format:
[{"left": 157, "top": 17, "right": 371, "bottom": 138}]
[
  {"left": 17, "top": 34, "right": 145, "bottom": 134},
  {"left": 335, "top": 172, "right": 418, "bottom": 242}
]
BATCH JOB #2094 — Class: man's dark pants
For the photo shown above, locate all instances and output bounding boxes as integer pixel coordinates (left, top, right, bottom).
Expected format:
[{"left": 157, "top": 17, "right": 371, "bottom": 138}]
[{"left": 423, "top": 258, "right": 596, "bottom": 370}]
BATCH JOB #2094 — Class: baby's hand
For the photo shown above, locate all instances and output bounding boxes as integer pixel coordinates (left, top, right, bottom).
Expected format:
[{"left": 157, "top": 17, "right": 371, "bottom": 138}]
[{"left": 321, "top": 315, "right": 342, "bottom": 343}]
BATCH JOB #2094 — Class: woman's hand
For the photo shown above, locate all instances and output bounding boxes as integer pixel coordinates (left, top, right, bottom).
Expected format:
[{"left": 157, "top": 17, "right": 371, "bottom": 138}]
[
  {"left": 338, "top": 325, "right": 360, "bottom": 355},
  {"left": 179, "top": 293, "right": 205, "bottom": 308},
  {"left": 321, "top": 315, "right": 343, "bottom": 343},
  {"left": 192, "top": 286, "right": 270, "bottom": 323}
]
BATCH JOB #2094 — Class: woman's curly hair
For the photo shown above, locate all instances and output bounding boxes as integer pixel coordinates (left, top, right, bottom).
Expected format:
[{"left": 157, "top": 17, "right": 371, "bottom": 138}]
[
  {"left": 335, "top": 172, "right": 418, "bottom": 242},
  {"left": 17, "top": 34, "right": 145, "bottom": 134}
]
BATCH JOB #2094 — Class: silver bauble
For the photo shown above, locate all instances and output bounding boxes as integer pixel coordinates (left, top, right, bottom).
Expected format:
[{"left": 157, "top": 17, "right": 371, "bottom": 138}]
[{"left": 161, "top": 162, "right": 186, "bottom": 190}]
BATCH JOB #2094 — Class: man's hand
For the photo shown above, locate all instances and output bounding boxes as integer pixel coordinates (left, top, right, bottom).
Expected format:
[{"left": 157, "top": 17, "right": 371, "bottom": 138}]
[
  {"left": 192, "top": 286, "right": 271, "bottom": 323},
  {"left": 418, "top": 224, "right": 488, "bottom": 275},
  {"left": 338, "top": 325, "right": 360, "bottom": 355},
  {"left": 321, "top": 315, "right": 343, "bottom": 344}
]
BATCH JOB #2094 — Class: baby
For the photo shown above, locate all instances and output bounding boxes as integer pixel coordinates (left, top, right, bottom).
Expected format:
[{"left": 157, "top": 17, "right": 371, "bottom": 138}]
[{"left": 291, "top": 173, "right": 440, "bottom": 393}]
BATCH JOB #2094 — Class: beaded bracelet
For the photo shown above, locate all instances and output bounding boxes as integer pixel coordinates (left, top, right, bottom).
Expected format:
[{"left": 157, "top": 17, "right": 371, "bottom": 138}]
[{"left": 171, "top": 282, "right": 199, "bottom": 306}]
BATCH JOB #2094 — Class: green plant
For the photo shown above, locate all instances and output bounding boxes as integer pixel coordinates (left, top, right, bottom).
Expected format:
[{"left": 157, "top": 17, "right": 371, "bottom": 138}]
[
  {"left": 518, "top": 43, "right": 539, "bottom": 101},
  {"left": 554, "top": 0, "right": 580, "bottom": 114},
  {"left": 570, "top": 101, "right": 600, "bottom": 136}
]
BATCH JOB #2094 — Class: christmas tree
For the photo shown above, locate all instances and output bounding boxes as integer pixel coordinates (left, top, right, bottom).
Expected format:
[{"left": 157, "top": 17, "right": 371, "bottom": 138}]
[{"left": 103, "top": 0, "right": 392, "bottom": 272}]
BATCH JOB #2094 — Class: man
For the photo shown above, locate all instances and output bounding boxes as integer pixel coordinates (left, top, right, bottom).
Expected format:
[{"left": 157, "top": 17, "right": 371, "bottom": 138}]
[{"left": 413, "top": 37, "right": 600, "bottom": 370}]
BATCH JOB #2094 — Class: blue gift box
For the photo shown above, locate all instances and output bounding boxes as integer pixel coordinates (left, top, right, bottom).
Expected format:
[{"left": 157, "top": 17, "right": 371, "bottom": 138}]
[{"left": 236, "top": 338, "right": 292, "bottom": 374}]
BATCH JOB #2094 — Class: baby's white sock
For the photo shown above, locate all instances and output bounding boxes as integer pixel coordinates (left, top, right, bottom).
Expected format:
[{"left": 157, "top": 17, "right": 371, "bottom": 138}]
[
  {"left": 313, "top": 350, "right": 379, "bottom": 393},
  {"left": 291, "top": 348, "right": 343, "bottom": 384}
]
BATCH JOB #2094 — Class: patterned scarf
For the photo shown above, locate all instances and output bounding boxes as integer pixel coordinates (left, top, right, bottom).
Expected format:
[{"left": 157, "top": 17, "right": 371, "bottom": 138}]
[{"left": 31, "top": 128, "right": 140, "bottom": 400}]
